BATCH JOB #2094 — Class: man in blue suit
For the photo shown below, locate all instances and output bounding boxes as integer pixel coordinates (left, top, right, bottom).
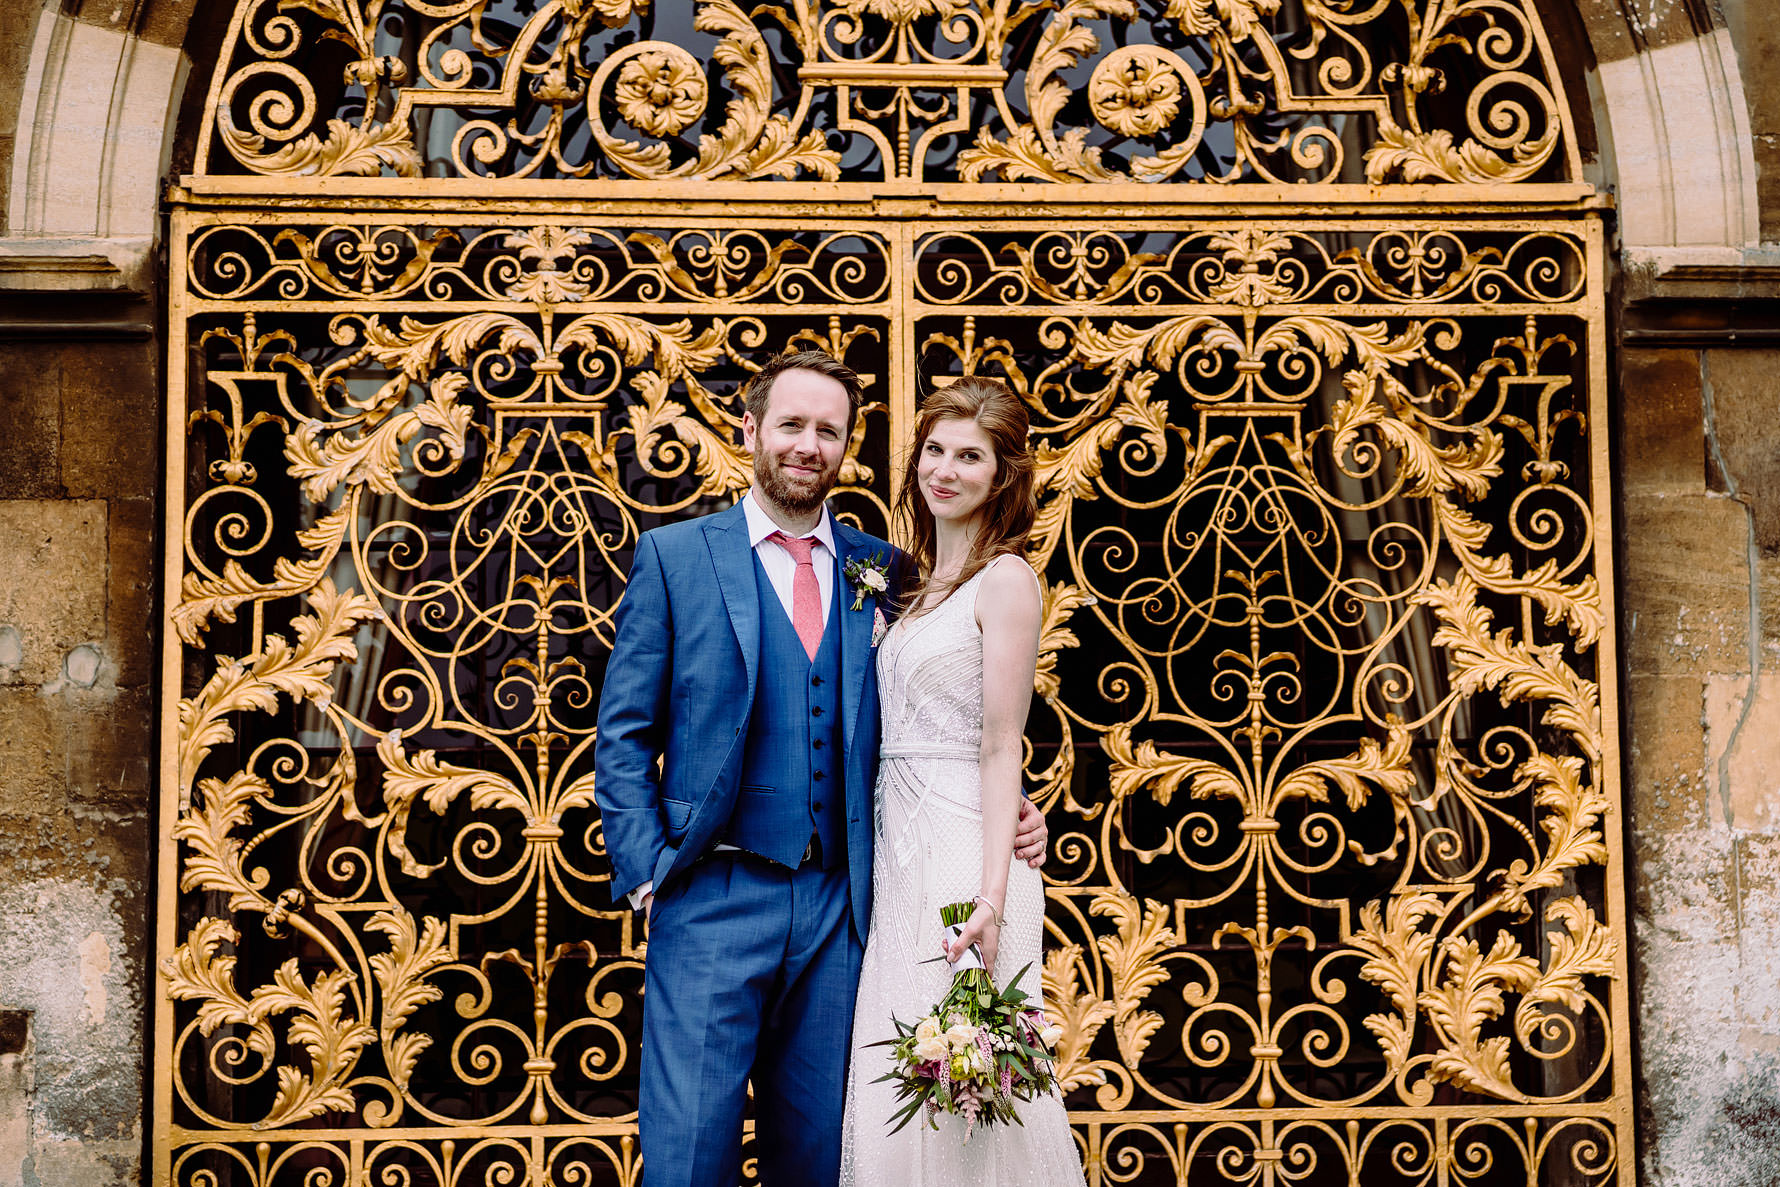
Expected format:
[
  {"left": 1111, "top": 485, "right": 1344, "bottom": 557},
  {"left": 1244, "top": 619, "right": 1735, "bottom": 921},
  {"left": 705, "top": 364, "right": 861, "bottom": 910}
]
[{"left": 595, "top": 351, "right": 1048, "bottom": 1186}]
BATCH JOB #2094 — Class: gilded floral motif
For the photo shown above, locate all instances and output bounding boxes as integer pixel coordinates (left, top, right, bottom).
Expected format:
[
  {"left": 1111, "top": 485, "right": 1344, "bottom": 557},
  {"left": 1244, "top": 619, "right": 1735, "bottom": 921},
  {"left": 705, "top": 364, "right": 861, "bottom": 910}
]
[
  {"left": 1089, "top": 50, "right": 1182, "bottom": 137},
  {"left": 834, "top": 0, "right": 967, "bottom": 18},
  {"left": 613, "top": 50, "right": 706, "bottom": 138}
]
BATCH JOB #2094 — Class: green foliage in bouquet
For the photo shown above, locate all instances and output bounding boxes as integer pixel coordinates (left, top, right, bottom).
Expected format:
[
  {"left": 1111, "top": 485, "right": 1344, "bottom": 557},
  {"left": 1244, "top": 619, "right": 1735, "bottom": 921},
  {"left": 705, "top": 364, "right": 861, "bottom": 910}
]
[{"left": 867, "top": 901, "right": 1065, "bottom": 1140}]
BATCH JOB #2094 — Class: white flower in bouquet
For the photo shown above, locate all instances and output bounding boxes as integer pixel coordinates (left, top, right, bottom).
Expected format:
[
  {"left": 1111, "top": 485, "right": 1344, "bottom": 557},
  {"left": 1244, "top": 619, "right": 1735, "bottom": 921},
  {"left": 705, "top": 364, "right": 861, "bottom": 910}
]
[
  {"left": 913, "top": 1035, "right": 950, "bottom": 1064},
  {"left": 1040, "top": 1024, "right": 1063, "bottom": 1047},
  {"left": 945, "top": 1023, "right": 979, "bottom": 1049},
  {"left": 915, "top": 1016, "right": 942, "bottom": 1043}
]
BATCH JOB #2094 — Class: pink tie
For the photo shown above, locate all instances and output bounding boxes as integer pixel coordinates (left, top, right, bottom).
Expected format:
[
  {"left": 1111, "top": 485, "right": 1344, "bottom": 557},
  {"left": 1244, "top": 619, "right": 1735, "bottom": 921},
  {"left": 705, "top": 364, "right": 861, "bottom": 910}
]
[{"left": 770, "top": 531, "right": 823, "bottom": 660}]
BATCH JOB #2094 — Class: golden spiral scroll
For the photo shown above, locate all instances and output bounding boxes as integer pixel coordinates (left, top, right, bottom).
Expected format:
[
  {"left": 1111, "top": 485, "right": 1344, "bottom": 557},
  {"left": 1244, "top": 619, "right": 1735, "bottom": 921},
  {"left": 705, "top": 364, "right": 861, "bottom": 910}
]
[
  {"left": 159, "top": 3, "right": 1627, "bottom": 1185},
  {"left": 189, "top": 0, "right": 1583, "bottom": 190}
]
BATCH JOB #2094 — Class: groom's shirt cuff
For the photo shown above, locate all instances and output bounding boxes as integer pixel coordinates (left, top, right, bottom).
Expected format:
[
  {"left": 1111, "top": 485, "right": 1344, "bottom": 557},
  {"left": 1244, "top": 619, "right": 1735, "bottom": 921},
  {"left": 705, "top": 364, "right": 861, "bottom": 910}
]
[{"left": 629, "top": 842, "right": 744, "bottom": 909}]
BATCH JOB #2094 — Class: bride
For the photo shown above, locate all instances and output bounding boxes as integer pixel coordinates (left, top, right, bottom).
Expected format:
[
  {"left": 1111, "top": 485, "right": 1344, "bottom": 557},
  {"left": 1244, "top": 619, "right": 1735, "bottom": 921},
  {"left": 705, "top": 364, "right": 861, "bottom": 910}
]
[{"left": 840, "top": 376, "right": 1086, "bottom": 1186}]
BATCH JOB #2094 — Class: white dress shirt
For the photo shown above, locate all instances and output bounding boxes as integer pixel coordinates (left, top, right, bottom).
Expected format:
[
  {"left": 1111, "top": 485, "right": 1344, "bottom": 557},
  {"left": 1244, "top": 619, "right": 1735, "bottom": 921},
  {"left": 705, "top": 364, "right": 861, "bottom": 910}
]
[
  {"left": 629, "top": 492, "right": 838, "bottom": 911},
  {"left": 741, "top": 490, "right": 836, "bottom": 622}
]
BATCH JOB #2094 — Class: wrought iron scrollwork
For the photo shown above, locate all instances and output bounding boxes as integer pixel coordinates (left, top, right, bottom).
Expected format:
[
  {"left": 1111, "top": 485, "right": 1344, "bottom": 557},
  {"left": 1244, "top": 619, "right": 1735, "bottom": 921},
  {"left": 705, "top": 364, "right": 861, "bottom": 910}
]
[
  {"left": 195, "top": 0, "right": 1580, "bottom": 186},
  {"left": 162, "top": 2, "right": 1624, "bottom": 1183}
]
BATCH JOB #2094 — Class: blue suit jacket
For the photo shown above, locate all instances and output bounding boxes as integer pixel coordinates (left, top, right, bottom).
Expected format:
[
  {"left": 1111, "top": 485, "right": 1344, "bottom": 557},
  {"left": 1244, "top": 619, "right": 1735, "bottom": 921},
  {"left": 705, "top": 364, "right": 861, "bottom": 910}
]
[{"left": 594, "top": 501, "right": 901, "bottom": 933}]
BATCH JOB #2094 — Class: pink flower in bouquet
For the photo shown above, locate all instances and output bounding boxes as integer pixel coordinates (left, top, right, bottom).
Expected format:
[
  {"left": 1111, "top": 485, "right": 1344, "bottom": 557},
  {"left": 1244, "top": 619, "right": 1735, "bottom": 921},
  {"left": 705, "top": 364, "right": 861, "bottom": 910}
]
[{"left": 956, "top": 1082, "right": 982, "bottom": 1140}]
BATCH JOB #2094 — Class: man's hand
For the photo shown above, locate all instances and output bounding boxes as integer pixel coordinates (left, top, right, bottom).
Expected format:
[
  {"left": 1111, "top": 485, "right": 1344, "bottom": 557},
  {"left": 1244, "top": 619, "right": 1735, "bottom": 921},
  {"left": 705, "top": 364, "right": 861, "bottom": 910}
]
[
  {"left": 643, "top": 891, "right": 654, "bottom": 929},
  {"left": 1014, "top": 798, "right": 1047, "bottom": 868}
]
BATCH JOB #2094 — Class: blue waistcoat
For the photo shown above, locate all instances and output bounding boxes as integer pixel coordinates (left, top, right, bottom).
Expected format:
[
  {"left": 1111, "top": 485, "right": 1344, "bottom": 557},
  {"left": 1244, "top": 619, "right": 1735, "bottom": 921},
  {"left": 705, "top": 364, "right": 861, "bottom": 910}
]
[{"left": 725, "top": 553, "right": 846, "bottom": 869}]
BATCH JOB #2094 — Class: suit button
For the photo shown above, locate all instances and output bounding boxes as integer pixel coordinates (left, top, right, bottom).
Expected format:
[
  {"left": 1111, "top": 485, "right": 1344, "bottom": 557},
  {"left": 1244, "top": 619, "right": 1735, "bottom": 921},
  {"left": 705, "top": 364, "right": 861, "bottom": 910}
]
[
  {"left": 812, "top": 739, "right": 823, "bottom": 750},
  {"left": 811, "top": 675, "right": 823, "bottom": 687},
  {"left": 813, "top": 771, "right": 825, "bottom": 781},
  {"left": 811, "top": 706, "right": 823, "bottom": 717},
  {"left": 813, "top": 801, "right": 824, "bottom": 811}
]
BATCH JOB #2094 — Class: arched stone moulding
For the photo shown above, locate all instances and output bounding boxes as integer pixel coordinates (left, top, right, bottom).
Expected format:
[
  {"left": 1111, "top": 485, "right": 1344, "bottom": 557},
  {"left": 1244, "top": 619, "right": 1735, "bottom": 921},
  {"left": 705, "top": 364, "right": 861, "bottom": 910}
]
[
  {"left": 3, "top": 0, "right": 191, "bottom": 287},
  {"left": 1569, "top": 0, "right": 1772, "bottom": 294}
]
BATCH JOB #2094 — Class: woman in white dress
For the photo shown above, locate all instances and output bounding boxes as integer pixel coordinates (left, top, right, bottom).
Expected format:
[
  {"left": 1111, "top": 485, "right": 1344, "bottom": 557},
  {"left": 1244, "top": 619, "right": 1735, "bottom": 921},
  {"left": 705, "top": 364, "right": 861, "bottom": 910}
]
[{"left": 839, "top": 377, "right": 1087, "bottom": 1186}]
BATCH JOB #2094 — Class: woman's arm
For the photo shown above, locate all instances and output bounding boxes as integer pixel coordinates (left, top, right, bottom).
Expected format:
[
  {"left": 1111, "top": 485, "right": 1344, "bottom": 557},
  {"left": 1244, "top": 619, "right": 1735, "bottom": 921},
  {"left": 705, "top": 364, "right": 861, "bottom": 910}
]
[{"left": 945, "top": 554, "right": 1042, "bottom": 976}]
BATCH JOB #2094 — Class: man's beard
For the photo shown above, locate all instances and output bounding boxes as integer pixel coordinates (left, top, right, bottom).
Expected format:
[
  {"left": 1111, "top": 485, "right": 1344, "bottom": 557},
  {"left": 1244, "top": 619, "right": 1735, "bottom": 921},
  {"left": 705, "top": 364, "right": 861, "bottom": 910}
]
[{"left": 755, "top": 450, "right": 838, "bottom": 516}]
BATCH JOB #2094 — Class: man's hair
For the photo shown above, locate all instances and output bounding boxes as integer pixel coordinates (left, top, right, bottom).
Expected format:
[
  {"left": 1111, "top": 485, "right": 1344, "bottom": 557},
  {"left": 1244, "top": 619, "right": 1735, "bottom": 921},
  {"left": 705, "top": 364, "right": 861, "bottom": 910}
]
[{"left": 741, "top": 350, "right": 865, "bottom": 435}]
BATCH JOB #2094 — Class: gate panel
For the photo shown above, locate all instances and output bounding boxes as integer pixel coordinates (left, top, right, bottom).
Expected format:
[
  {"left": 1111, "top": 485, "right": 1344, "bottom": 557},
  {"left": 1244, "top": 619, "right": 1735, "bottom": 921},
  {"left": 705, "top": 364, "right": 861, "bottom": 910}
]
[
  {"left": 163, "top": 212, "right": 896, "bottom": 1181},
  {"left": 911, "top": 219, "right": 1621, "bottom": 1180}
]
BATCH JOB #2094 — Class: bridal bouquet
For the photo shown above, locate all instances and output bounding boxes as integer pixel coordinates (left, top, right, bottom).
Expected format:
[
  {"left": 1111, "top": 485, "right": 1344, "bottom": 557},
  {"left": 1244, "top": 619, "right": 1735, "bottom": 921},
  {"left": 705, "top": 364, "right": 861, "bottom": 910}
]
[{"left": 868, "top": 901, "right": 1065, "bottom": 1139}]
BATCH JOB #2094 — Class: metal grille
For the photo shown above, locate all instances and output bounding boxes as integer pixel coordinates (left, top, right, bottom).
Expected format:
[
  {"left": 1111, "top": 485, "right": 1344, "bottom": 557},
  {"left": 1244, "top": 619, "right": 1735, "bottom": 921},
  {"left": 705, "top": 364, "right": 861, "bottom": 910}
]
[{"left": 157, "top": 3, "right": 1629, "bottom": 1185}]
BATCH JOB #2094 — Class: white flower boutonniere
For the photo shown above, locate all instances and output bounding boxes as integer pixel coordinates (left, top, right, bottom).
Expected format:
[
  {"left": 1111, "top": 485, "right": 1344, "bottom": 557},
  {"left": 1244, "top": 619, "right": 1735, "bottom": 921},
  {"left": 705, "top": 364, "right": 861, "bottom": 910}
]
[{"left": 844, "top": 552, "right": 890, "bottom": 612}]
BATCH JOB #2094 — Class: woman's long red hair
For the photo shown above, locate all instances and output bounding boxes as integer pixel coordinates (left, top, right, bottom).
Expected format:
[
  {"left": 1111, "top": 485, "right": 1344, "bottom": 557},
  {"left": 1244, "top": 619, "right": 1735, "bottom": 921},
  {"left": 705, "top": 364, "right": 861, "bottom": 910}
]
[{"left": 894, "top": 375, "right": 1036, "bottom": 612}]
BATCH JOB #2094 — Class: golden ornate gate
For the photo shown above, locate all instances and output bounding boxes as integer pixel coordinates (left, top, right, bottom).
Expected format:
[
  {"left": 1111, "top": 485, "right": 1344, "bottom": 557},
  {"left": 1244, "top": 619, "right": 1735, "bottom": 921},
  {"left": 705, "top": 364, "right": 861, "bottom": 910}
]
[{"left": 157, "top": 2, "right": 1628, "bottom": 1183}]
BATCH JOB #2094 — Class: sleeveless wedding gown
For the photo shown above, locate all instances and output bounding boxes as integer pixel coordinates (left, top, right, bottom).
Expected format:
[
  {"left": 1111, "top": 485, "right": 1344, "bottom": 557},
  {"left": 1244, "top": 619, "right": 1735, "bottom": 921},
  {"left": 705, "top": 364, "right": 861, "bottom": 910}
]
[{"left": 839, "top": 559, "right": 1086, "bottom": 1187}]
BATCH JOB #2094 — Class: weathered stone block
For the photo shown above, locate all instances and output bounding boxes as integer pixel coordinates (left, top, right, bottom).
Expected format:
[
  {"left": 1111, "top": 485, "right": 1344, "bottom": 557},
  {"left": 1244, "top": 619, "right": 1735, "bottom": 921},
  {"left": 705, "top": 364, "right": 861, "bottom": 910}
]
[
  {"left": 0, "top": 877, "right": 142, "bottom": 1187},
  {"left": 0, "top": 688, "right": 57, "bottom": 814},
  {"left": 0, "top": 684, "right": 146, "bottom": 812},
  {"left": 1703, "top": 670, "right": 1780, "bottom": 833},
  {"left": 105, "top": 498, "right": 153, "bottom": 687},
  {"left": 0, "top": 808, "right": 147, "bottom": 894},
  {"left": 0, "top": 500, "right": 105, "bottom": 686},
  {"left": 1621, "top": 348, "right": 1705, "bottom": 494},
  {"left": 0, "top": 344, "right": 60, "bottom": 499},
  {"left": 139, "top": 0, "right": 206, "bottom": 48},
  {"left": 0, "top": 0, "right": 34, "bottom": 139},
  {"left": 1703, "top": 348, "right": 1780, "bottom": 549},
  {"left": 1630, "top": 821, "right": 1742, "bottom": 941},
  {"left": 1759, "top": 134, "right": 1780, "bottom": 246},
  {"left": 1736, "top": 833, "right": 1780, "bottom": 1033},
  {"left": 1622, "top": 493, "right": 1752, "bottom": 677},
  {"left": 1626, "top": 674, "right": 1709, "bottom": 834},
  {"left": 59, "top": 686, "right": 149, "bottom": 806},
  {"left": 58, "top": 344, "right": 156, "bottom": 500},
  {"left": 0, "top": 1046, "right": 26, "bottom": 1187}
]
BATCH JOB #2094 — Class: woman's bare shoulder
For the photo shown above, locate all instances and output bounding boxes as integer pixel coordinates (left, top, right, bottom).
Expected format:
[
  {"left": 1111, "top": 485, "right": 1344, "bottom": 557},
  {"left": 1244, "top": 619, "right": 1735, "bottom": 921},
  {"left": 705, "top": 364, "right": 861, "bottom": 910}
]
[{"left": 975, "top": 554, "right": 1043, "bottom": 628}]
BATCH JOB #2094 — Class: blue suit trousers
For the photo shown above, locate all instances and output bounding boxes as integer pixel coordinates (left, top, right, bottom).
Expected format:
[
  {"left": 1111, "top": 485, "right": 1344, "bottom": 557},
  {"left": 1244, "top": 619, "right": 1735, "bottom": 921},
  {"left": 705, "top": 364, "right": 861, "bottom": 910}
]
[{"left": 640, "top": 853, "right": 863, "bottom": 1187}]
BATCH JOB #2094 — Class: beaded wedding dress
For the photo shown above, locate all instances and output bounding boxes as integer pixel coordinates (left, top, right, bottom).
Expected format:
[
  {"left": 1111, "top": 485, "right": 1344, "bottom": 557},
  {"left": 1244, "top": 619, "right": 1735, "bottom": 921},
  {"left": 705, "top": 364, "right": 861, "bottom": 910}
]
[{"left": 838, "top": 559, "right": 1086, "bottom": 1187}]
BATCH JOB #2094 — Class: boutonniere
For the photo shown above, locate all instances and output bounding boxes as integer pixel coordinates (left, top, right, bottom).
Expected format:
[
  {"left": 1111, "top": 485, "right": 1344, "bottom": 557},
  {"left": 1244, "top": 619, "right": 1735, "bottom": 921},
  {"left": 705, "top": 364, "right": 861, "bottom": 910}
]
[{"left": 843, "top": 552, "right": 890, "bottom": 612}]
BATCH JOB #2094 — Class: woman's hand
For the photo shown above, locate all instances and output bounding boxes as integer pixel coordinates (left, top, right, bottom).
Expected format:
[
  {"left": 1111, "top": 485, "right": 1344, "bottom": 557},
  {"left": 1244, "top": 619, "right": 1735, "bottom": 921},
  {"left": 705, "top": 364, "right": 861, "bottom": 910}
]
[{"left": 944, "top": 900, "right": 1002, "bottom": 976}]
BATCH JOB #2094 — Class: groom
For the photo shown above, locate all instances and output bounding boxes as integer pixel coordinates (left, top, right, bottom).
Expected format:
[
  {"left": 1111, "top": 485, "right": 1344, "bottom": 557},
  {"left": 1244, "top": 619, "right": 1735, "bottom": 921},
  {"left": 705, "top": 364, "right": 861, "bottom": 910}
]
[{"left": 595, "top": 350, "right": 1048, "bottom": 1186}]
